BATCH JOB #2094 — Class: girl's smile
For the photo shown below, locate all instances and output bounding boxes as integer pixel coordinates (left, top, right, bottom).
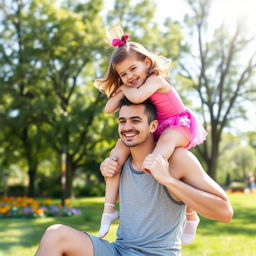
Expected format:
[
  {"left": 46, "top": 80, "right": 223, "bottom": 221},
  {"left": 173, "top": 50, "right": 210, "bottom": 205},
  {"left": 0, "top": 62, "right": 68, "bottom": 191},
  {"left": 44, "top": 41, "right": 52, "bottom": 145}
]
[{"left": 115, "top": 55, "right": 151, "bottom": 88}]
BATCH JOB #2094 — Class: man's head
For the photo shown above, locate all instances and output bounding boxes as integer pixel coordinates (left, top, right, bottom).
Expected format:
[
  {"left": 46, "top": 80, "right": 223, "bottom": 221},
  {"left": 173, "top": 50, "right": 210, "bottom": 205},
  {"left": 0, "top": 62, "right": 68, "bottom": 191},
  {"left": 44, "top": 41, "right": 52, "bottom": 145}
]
[
  {"left": 118, "top": 97, "right": 158, "bottom": 147},
  {"left": 119, "top": 97, "right": 157, "bottom": 123}
]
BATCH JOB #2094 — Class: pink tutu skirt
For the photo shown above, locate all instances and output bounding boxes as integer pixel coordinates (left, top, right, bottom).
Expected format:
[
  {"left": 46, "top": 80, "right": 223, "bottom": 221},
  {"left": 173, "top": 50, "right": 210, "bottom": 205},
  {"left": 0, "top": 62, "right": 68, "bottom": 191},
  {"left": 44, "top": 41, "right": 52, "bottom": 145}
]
[{"left": 154, "top": 109, "right": 207, "bottom": 149}]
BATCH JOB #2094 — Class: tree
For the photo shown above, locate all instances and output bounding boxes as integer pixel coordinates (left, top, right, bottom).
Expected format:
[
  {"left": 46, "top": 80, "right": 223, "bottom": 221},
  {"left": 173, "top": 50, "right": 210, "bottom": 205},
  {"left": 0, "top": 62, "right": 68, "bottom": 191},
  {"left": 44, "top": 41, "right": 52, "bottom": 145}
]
[
  {"left": 177, "top": 0, "right": 256, "bottom": 179},
  {"left": 246, "top": 131, "right": 256, "bottom": 150},
  {"left": 26, "top": 0, "right": 110, "bottom": 197},
  {"left": 220, "top": 145, "right": 256, "bottom": 181},
  {"left": 106, "top": 0, "right": 183, "bottom": 61},
  {"left": 0, "top": 0, "right": 108, "bottom": 197},
  {"left": 0, "top": 0, "right": 57, "bottom": 196},
  {"left": 0, "top": 0, "right": 184, "bottom": 197}
]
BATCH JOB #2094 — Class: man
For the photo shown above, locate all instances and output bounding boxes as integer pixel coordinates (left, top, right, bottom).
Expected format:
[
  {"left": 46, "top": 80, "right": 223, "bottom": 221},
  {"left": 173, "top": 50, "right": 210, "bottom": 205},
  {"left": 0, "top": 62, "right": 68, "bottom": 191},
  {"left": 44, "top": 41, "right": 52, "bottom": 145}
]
[{"left": 35, "top": 98, "right": 233, "bottom": 256}]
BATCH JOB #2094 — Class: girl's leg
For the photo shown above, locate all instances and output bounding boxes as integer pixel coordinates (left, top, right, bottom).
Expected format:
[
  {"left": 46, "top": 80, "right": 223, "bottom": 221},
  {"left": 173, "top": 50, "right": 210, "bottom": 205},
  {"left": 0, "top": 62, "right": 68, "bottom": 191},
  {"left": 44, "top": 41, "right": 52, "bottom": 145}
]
[
  {"left": 103, "top": 139, "right": 130, "bottom": 205},
  {"left": 152, "top": 128, "right": 189, "bottom": 160},
  {"left": 181, "top": 206, "right": 200, "bottom": 244},
  {"left": 98, "top": 139, "right": 130, "bottom": 238},
  {"left": 168, "top": 148, "right": 201, "bottom": 244},
  {"left": 143, "top": 128, "right": 189, "bottom": 173},
  {"left": 98, "top": 175, "right": 120, "bottom": 238},
  {"left": 110, "top": 138, "right": 131, "bottom": 167},
  {"left": 150, "top": 128, "right": 199, "bottom": 244}
]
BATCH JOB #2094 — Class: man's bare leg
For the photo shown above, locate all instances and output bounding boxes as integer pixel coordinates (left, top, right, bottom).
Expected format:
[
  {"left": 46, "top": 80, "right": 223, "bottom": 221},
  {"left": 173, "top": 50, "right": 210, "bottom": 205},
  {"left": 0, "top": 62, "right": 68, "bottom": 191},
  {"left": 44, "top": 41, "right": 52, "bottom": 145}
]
[{"left": 34, "top": 224, "right": 93, "bottom": 256}]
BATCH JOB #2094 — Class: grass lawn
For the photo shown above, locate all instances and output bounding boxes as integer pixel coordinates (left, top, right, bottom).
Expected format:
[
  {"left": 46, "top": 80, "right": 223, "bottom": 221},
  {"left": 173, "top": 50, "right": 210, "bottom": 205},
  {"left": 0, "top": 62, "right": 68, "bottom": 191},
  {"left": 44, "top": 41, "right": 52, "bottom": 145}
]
[{"left": 0, "top": 193, "right": 255, "bottom": 256}]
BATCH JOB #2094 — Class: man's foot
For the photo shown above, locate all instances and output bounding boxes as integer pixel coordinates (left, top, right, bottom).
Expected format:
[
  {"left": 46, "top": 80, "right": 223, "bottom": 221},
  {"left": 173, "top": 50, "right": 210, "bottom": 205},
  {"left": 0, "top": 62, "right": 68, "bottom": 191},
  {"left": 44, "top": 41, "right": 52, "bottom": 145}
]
[
  {"left": 181, "top": 211, "right": 200, "bottom": 244},
  {"left": 98, "top": 203, "right": 119, "bottom": 238}
]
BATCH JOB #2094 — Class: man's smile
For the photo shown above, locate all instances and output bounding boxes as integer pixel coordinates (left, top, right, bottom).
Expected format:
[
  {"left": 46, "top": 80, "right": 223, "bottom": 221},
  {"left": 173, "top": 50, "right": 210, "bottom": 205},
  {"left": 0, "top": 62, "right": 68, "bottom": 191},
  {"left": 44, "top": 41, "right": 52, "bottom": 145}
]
[{"left": 121, "top": 130, "right": 139, "bottom": 138}]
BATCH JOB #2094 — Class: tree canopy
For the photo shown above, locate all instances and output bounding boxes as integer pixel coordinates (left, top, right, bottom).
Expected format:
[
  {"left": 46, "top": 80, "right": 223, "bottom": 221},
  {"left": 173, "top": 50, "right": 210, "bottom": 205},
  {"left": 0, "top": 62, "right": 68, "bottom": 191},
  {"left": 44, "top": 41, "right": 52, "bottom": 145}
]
[
  {"left": 0, "top": 0, "right": 255, "bottom": 197},
  {"left": 177, "top": 0, "right": 256, "bottom": 179}
]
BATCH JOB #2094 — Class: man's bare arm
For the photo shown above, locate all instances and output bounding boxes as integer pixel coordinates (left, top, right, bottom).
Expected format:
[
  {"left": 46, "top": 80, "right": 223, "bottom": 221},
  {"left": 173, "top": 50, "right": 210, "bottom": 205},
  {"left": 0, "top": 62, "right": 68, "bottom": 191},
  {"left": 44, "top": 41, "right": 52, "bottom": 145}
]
[{"left": 143, "top": 150, "right": 233, "bottom": 223}]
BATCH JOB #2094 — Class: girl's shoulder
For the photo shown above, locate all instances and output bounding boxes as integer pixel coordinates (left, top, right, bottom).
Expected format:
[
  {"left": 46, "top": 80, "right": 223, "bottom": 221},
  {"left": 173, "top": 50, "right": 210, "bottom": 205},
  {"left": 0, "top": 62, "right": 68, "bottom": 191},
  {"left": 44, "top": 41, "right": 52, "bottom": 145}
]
[{"left": 148, "top": 74, "right": 172, "bottom": 93}]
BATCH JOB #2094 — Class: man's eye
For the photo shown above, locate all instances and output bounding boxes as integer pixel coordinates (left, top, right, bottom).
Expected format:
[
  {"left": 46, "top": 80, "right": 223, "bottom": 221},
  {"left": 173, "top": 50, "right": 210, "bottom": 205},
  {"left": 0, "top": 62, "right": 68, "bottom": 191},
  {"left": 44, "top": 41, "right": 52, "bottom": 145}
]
[
  {"left": 133, "top": 119, "right": 140, "bottom": 123},
  {"left": 131, "top": 67, "right": 136, "bottom": 70},
  {"left": 119, "top": 121, "right": 125, "bottom": 124}
]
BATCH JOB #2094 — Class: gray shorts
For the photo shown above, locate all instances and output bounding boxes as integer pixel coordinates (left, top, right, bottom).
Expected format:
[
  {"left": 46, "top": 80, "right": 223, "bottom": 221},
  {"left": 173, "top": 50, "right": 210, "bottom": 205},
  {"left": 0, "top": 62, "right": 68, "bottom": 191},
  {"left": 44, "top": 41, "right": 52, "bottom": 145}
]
[{"left": 86, "top": 233, "right": 148, "bottom": 256}]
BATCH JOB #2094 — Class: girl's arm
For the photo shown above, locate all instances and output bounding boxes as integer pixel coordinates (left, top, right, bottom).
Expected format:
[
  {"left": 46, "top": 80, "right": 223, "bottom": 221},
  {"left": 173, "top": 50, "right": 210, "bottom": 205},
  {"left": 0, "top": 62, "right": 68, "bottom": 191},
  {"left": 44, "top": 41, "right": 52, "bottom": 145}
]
[
  {"left": 104, "top": 89, "right": 124, "bottom": 114},
  {"left": 121, "top": 75, "right": 169, "bottom": 103}
]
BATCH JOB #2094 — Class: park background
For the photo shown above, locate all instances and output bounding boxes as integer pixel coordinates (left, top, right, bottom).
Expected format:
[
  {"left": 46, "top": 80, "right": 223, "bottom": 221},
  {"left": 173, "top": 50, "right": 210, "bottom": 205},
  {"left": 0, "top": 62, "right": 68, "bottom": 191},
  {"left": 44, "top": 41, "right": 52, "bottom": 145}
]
[{"left": 0, "top": 0, "right": 255, "bottom": 255}]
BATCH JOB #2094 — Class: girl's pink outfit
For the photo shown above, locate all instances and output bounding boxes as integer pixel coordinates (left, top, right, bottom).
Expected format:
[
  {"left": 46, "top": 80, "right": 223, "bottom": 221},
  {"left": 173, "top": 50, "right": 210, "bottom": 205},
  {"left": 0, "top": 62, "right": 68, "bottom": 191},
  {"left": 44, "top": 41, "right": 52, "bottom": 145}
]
[{"left": 149, "top": 82, "right": 207, "bottom": 149}]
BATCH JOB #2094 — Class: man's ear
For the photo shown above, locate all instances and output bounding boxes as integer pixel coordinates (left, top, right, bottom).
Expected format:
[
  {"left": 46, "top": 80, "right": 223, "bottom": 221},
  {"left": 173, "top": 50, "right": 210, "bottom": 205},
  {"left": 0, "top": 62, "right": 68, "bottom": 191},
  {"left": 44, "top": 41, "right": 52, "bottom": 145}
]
[{"left": 150, "top": 120, "right": 158, "bottom": 133}]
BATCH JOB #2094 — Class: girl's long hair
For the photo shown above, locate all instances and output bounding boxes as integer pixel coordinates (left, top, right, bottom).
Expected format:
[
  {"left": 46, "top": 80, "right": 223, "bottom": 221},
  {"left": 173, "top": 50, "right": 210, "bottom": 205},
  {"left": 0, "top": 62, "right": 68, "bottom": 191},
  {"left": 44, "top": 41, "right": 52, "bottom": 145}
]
[{"left": 94, "top": 26, "right": 172, "bottom": 97}]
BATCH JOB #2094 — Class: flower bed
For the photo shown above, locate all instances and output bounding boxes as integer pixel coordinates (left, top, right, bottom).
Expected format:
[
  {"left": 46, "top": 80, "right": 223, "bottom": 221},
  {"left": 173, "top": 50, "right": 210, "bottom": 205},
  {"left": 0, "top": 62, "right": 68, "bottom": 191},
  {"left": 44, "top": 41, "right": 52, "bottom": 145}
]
[{"left": 0, "top": 196, "right": 81, "bottom": 218}]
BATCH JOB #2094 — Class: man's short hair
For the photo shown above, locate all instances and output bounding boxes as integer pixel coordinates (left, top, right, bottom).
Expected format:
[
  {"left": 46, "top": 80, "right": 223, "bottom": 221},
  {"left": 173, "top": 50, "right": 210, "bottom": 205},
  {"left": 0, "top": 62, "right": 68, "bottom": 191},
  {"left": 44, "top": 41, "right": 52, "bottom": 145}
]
[{"left": 119, "top": 97, "right": 157, "bottom": 123}]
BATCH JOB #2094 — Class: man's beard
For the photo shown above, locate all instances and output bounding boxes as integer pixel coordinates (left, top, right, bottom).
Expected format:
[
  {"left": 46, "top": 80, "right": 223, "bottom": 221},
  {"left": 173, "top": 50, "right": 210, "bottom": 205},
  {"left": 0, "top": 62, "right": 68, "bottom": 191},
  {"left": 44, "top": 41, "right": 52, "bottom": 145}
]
[{"left": 122, "top": 141, "right": 140, "bottom": 147}]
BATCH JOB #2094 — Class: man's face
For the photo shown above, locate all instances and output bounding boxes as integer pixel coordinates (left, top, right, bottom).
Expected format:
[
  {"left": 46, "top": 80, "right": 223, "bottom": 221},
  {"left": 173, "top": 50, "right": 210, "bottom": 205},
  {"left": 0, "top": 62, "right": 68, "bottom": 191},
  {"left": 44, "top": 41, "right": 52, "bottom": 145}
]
[{"left": 118, "top": 104, "right": 156, "bottom": 147}]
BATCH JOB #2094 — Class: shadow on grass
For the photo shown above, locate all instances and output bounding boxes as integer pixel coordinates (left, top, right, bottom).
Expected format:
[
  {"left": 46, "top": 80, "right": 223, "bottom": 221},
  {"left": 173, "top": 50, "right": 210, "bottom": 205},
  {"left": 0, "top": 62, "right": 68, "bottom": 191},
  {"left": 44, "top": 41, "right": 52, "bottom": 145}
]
[
  {"left": 198, "top": 206, "right": 256, "bottom": 236},
  {"left": 0, "top": 201, "right": 104, "bottom": 255}
]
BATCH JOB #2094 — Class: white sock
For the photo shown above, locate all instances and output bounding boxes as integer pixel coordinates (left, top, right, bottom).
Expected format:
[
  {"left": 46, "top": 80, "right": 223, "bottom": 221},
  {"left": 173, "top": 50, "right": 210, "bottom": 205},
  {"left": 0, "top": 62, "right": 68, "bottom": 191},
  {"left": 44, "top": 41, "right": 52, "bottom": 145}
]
[
  {"left": 98, "top": 203, "right": 119, "bottom": 238},
  {"left": 181, "top": 212, "right": 200, "bottom": 244}
]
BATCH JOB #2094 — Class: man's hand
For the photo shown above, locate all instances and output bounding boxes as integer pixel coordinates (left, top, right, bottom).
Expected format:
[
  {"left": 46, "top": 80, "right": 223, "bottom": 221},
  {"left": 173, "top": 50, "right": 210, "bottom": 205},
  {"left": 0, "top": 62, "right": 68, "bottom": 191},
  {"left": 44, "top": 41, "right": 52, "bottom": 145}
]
[
  {"left": 100, "top": 157, "right": 120, "bottom": 178},
  {"left": 142, "top": 154, "right": 172, "bottom": 185}
]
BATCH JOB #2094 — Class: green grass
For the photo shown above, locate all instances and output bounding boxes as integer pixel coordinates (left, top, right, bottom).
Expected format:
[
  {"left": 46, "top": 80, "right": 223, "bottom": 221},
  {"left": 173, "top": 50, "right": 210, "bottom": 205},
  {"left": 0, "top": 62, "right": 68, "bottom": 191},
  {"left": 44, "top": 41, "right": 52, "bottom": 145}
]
[{"left": 0, "top": 194, "right": 255, "bottom": 256}]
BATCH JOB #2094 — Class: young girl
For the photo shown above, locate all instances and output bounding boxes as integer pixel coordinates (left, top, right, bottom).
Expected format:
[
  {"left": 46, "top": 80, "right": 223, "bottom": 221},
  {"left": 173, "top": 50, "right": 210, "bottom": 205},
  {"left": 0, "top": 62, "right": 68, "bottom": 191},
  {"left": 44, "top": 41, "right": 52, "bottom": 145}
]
[{"left": 95, "top": 26, "right": 206, "bottom": 243}]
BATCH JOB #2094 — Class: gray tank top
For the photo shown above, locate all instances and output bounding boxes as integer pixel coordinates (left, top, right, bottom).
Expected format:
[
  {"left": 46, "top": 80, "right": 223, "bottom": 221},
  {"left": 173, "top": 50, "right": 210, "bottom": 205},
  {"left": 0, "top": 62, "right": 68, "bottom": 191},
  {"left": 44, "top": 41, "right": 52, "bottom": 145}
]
[{"left": 115, "top": 157, "right": 186, "bottom": 256}]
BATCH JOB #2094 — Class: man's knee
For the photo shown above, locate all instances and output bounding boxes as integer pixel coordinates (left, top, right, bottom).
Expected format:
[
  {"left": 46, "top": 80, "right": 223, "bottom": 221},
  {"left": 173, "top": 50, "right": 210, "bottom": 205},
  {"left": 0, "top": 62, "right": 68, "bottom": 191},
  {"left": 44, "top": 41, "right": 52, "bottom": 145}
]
[
  {"left": 46, "top": 224, "right": 64, "bottom": 232},
  {"left": 43, "top": 224, "right": 68, "bottom": 243}
]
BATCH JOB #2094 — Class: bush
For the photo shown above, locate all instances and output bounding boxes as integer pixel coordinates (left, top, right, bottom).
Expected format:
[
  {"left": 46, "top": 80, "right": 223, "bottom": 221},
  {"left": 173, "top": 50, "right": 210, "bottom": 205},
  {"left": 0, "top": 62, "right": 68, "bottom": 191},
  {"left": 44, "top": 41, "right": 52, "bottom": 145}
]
[
  {"left": 74, "top": 183, "right": 105, "bottom": 197},
  {"left": 0, "top": 197, "right": 81, "bottom": 218},
  {"left": 36, "top": 175, "right": 62, "bottom": 198},
  {"left": 7, "top": 185, "right": 27, "bottom": 197}
]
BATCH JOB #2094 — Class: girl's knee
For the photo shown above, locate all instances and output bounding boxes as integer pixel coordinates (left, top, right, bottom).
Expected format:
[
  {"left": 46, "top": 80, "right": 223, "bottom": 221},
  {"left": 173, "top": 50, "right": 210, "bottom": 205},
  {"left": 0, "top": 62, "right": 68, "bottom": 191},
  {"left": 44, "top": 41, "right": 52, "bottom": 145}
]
[{"left": 159, "top": 128, "right": 189, "bottom": 148}]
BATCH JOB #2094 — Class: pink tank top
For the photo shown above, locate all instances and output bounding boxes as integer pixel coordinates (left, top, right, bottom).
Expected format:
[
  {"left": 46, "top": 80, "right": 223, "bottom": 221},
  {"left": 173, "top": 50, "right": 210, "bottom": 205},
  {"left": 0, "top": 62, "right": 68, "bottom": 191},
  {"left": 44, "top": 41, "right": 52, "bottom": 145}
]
[{"left": 149, "top": 83, "right": 185, "bottom": 122}]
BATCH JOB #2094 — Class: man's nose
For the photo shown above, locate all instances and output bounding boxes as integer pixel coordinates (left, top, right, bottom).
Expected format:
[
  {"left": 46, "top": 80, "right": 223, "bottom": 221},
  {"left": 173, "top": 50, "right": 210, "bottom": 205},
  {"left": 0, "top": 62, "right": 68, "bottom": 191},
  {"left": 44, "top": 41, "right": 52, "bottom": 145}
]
[{"left": 123, "top": 122, "right": 133, "bottom": 130}]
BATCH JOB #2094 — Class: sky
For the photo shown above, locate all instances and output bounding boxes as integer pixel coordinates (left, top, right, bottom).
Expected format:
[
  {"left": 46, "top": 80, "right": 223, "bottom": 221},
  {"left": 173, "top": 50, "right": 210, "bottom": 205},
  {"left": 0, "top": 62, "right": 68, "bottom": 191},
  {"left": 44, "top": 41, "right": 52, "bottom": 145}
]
[
  {"left": 154, "top": 0, "right": 256, "bottom": 134},
  {"left": 155, "top": 0, "right": 256, "bottom": 31}
]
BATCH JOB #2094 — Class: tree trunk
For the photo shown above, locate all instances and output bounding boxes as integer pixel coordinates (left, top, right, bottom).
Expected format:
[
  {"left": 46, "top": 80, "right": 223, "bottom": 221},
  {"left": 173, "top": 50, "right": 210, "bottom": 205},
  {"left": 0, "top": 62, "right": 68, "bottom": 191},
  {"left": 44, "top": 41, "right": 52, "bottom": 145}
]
[
  {"left": 28, "top": 167, "right": 37, "bottom": 197},
  {"left": 207, "top": 155, "right": 217, "bottom": 181},
  {"left": 65, "top": 157, "right": 74, "bottom": 198},
  {"left": 207, "top": 127, "right": 220, "bottom": 180}
]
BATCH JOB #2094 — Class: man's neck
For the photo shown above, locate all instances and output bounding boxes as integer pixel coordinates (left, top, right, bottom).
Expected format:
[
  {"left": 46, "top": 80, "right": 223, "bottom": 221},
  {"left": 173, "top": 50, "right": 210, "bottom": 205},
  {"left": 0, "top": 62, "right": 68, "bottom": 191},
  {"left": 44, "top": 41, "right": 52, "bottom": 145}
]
[{"left": 129, "top": 138, "right": 155, "bottom": 171}]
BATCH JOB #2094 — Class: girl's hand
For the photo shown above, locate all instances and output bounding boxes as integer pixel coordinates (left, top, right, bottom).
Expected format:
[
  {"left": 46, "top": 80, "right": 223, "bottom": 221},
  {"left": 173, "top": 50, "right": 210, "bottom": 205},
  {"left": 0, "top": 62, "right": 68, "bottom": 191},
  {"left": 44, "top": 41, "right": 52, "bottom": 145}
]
[
  {"left": 113, "top": 86, "right": 122, "bottom": 95},
  {"left": 104, "top": 89, "right": 124, "bottom": 114}
]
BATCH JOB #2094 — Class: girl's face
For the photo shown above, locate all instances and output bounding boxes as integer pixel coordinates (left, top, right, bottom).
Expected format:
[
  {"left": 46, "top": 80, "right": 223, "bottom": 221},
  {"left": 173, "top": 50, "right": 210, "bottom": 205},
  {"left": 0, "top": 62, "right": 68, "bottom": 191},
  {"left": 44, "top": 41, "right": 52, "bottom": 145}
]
[{"left": 115, "top": 55, "right": 151, "bottom": 88}]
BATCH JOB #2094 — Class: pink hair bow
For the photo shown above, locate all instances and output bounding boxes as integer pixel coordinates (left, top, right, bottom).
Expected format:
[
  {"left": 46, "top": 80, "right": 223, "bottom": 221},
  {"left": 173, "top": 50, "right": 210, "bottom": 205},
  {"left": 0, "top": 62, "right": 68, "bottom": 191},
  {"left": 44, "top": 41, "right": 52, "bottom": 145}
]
[{"left": 112, "top": 34, "right": 129, "bottom": 47}]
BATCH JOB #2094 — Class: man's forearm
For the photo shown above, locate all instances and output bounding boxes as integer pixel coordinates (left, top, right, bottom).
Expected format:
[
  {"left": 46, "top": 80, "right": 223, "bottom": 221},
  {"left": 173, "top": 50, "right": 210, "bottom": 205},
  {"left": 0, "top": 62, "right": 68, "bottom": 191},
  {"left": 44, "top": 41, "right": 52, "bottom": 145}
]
[
  {"left": 143, "top": 153, "right": 233, "bottom": 222},
  {"left": 165, "top": 177, "right": 233, "bottom": 222}
]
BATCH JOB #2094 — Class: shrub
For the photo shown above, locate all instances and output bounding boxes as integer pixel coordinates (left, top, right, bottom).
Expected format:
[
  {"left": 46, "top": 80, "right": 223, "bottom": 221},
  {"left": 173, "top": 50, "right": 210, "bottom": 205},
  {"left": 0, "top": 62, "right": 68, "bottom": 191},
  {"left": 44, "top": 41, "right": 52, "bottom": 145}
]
[
  {"left": 74, "top": 183, "right": 105, "bottom": 197},
  {"left": 0, "top": 197, "right": 81, "bottom": 218}
]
